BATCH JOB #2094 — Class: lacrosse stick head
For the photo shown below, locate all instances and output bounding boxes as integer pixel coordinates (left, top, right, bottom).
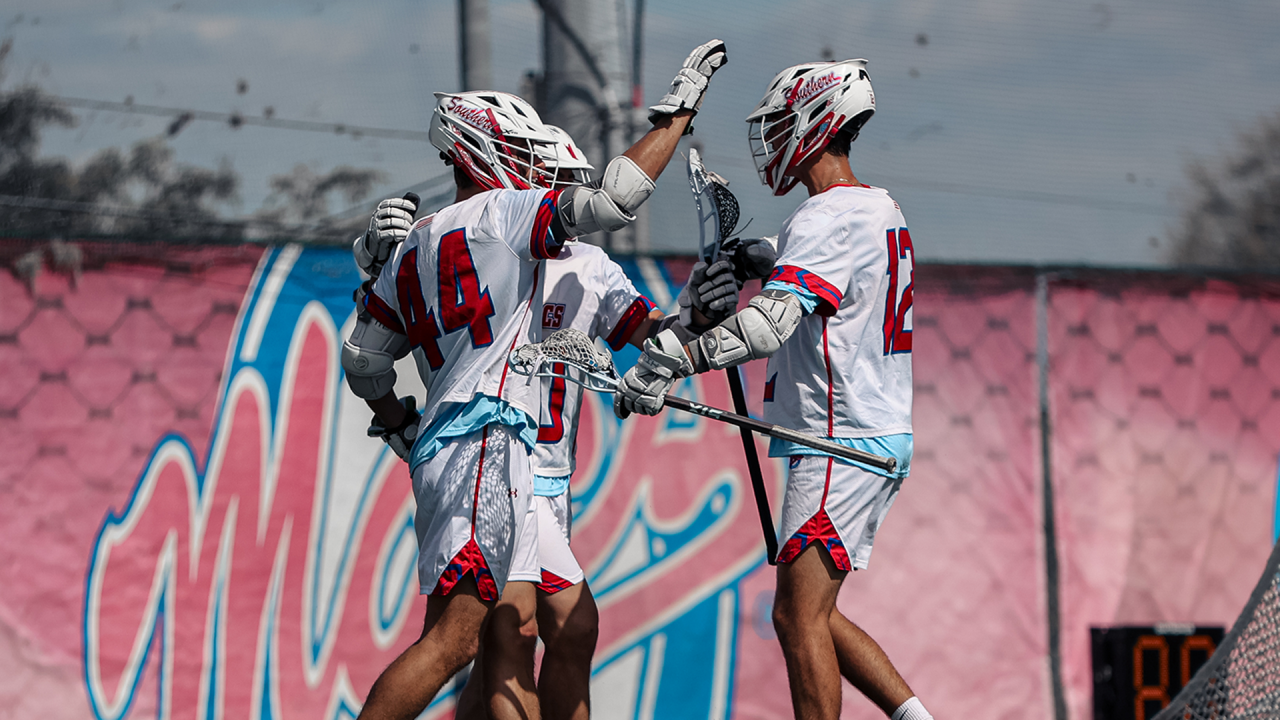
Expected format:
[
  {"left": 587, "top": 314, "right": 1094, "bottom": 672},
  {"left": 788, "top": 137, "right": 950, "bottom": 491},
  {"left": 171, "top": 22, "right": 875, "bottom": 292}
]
[
  {"left": 508, "top": 328, "right": 619, "bottom": 393},
  {"left": 688, "top": 148, "right": 744, "bottom": 262}
]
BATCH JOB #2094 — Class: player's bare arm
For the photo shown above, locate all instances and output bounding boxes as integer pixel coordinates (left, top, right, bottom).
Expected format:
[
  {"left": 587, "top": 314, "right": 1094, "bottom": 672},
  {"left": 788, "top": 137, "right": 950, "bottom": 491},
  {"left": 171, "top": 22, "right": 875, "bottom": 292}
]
[{"left": 550, "top": 39, "right": 726, "bottom": 243}]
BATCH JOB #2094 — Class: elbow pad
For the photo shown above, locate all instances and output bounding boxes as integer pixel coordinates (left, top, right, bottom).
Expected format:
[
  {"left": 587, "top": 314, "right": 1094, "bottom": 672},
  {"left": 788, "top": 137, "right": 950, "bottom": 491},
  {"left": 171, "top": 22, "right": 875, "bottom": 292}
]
[
  {"left": 687, "top": 289, "right": 803, "bottom": 371},
  {"left": 341, "top": 315, "right": 410, "bottom": 399},
  {"left": 557, "top": 156, "right": 655, "bottom": 236}
]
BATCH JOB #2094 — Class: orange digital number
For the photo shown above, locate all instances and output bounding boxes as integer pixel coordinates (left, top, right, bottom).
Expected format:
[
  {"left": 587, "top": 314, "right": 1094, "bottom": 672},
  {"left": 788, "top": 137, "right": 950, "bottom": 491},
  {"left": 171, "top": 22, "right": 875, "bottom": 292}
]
[
  {"left": 1133, "top": 635, "right": 1170, "bottom": 720},
  {"left": 1180, "top": 634, "right": 1216, "bottom": 687}
]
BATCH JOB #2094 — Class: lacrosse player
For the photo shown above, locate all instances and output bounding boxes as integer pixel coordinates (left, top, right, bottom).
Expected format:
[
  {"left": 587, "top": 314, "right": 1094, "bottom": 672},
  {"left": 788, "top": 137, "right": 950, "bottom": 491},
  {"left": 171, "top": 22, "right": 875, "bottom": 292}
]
[
  {"left": 342, "top": 41, "right": 727, "bottom": 720},
  {"left": 486, "top": 127, "right": 661, "bottom": 720},
  {"left": 367, "top": 124, "right": 743, "bottom": 720},
  {"left": 615, "top": 59, "right": 933, "bottom": 720}
]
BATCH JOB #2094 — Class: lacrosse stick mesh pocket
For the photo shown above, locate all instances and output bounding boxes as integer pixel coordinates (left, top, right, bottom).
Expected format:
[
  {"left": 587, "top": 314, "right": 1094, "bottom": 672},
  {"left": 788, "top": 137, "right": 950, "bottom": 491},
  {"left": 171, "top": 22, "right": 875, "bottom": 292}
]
[
  {"left": 538, "top": 329, "right": 616, "bottom": 376},
  {"left": 711, "top": 181, "right": 741, "bottom": 239}
]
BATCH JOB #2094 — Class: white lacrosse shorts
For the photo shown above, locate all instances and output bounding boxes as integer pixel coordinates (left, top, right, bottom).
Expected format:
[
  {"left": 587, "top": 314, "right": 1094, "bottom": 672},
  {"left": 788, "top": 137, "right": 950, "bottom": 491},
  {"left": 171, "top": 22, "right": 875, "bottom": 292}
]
[
  {"left": 533, "top": 493, "right": 585, "bottom": 593},
  {"left": 776, "top": 455, "right": 904, "bottom": 571},
  {"left": 412, "top": 423, "right": 535, "bottom": 601},
  {"left": 508, "top": 498, "right": 541, "bottom": 586}
]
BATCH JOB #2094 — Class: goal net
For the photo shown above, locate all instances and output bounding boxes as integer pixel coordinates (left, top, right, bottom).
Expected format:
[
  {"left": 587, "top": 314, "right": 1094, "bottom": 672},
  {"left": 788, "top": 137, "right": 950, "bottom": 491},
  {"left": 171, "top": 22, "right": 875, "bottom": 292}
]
[{"left": 1153, "top": 541, "right": 1280, "bottom": 719}]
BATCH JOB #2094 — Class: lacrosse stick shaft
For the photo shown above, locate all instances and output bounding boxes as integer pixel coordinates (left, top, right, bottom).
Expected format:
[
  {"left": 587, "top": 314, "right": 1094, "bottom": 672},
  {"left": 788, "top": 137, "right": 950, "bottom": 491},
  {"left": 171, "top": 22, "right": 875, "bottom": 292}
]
[
  {"left": 662, "top": 395, "right": 899, "bottom": 472},
  {"left": 725, "top": 367, "right": 779, "bottom": 564}
]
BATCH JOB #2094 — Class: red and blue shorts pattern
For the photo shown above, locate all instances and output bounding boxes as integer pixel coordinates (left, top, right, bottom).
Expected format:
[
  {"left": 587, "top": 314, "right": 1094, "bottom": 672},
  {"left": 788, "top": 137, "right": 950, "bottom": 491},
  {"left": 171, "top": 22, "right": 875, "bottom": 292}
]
[{"left": 776, "top": 455, "right": 903, "bottom": 571}]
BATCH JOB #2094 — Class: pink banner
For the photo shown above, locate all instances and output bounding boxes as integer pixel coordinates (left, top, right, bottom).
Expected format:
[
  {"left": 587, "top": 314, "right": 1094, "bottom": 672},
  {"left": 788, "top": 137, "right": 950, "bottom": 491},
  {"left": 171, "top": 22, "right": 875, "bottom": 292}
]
[
  {"left": 1050, "top": 274, "right": 1280, "bottom": 719},
  {"left": 1, "top": 241, "right": 1277, "bottom": 719}
]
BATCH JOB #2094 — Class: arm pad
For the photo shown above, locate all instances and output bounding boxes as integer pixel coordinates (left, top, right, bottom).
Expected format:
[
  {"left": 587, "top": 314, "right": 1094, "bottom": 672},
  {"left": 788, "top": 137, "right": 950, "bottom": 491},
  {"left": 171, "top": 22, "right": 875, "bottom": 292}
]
[
  {"left": 342, "top": 314, "right": 411, "bottom": 399},
  {"left": 352, "top": 233, "right": 377, "bottom": 276},
  {"left": 556, "top": 155, "right": 655, "bottom": 236},
  {"left": 684, "top": 289, "right": 803, "bottom": 372}
]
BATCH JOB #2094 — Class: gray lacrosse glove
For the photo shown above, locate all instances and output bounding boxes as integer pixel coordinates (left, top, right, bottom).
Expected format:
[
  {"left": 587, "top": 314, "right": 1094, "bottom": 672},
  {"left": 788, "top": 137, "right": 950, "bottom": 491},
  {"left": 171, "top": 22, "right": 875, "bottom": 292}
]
[
  {"left": 678, "top": 259, "right": 738, "bottom": 333},
  {"left": 368, "top": 396, "right": 421, "bottom": 462},
  {"left": 722, "top": 236, "right": 778, "bottom": 285},
  {"left": 353, "top": 196, "right": 419, "bottom": 278},
  {"left": 648, "top": 39, "right": 728, "bottom": 125},
  {"left": 614, "top": 329, "right": 695, "bottom": 419}
]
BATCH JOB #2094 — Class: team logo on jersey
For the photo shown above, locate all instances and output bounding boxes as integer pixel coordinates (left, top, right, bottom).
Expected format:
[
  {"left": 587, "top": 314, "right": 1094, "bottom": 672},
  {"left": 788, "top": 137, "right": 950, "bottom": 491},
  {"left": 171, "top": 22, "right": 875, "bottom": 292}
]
[
  {"left": 787, "top": 72, "right": 840, "bottom": 108},
  {"left": 542, "top": 303, "right": 566, "bottom": 329}
]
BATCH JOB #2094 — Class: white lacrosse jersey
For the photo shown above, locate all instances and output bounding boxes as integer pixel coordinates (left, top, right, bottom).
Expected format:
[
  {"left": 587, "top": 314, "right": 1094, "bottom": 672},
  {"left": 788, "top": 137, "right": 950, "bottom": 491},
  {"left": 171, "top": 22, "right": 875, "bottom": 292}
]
[
  {"left": 365, "top": 188, "right": 565, "bottom": 436},
  {"left": 760, "top": 184, "right": 913, "bottom": 441},
  {"left": 532, "top": 243, "right": 654, "bottom": 485}
]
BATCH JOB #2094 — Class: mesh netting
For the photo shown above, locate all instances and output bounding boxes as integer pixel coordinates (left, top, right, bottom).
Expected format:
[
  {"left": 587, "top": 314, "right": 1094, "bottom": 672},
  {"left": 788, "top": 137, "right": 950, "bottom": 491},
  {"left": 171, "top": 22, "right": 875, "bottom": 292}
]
[
  {"left": 510, "top": 328, "right": 616, "bottom": 379},
  {"left": 1153, "top": 542, "right": 1280, "bottom": 720},
  {"left": 710, "top": 180, "right": 741, "bottom": 239}
]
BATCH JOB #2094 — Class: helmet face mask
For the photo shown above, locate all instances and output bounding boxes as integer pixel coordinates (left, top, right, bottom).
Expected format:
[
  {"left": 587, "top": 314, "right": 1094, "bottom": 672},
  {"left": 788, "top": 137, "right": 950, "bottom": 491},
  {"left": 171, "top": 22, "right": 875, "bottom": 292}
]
[
  {"left": 537, "top": 125, "right": 595, "bottom": 190},
  {"left": 430, "top": 92, "right": 559, "bottom": 191},
  {"left": 746, "top": 59, "right": 876, "bottom": 196}
]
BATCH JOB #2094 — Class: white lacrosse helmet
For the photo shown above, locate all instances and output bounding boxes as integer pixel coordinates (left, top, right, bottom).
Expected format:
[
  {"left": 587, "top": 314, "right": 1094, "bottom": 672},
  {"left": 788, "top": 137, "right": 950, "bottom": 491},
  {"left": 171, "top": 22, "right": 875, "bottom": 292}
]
[
  {"left": 537, "top": 124, "right": 595, "bottom": 189},
  {"left": 746, "top": 59, "right": 875, "bottom": 196},
  {"left": 429, "top": 91, "right": 559, "bottom": 191}
]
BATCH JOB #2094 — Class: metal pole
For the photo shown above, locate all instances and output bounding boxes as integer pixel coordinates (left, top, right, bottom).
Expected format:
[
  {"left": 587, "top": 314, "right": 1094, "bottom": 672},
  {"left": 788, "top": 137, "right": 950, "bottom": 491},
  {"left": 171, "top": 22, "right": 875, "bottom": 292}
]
[
  {"left": 1037, "top": 271, "right": 1068, "bottom": 720},
  {"left": 537, "top": 0, "right": 647, "bottom": 253},
  {"left": 458, "top": 0, "right": 492, "bottom": 91}
]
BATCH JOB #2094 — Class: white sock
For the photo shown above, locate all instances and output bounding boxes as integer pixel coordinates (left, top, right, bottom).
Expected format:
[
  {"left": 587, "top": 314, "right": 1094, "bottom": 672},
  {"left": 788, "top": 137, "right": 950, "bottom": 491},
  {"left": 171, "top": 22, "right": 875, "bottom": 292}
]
[{"left": 891, "top": 696, "right": 933, "bottom": 720}]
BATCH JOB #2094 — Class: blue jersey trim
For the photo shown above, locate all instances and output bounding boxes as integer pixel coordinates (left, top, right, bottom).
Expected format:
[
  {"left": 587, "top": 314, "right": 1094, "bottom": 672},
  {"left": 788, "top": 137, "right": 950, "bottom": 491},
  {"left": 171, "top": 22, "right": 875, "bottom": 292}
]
[
  {"left": 769, "top": 433, "right": 913, "bottom": 479},
  {"left": 762, "top": 280, "right": 819, "bottom": 315},
  {"left": 533, "top": 473, "right": 571, "bottom": 497},
  {"left": 408, "top": 395, "right": 538, "bottom": 472}
]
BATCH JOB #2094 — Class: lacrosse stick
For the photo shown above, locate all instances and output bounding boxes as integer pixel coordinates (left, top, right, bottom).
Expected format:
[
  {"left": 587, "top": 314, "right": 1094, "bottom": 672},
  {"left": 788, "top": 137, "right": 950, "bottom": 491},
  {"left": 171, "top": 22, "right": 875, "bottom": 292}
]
[
  {"left": 687, "top": 150, "right": 780, "bottom": 563},
  {"left": 509, "top": 330, "right": 898, "bottom": 474}
]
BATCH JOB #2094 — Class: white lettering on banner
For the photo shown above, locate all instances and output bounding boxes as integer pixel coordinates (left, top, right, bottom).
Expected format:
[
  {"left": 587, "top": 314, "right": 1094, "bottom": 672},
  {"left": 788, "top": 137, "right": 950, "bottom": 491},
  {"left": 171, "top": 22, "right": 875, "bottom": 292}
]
[{"left": 80, "top": 247, "right": 772, "bottom": 720}]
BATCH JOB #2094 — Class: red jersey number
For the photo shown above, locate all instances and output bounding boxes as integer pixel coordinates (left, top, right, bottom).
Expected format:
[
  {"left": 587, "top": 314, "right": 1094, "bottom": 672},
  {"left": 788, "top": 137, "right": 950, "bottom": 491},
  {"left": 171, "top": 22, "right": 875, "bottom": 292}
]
[
  {"left": 537, "top": 362, "right": 567, "bottom": 444},
  {"left": 393, "top": 229, "right": 498, "bottom": 370},
  {"left": 882, "top": 227, "right": 914, "bottom": 355},
  {"left": 437, "top": 228, "right": 496, "bottom": 348}
]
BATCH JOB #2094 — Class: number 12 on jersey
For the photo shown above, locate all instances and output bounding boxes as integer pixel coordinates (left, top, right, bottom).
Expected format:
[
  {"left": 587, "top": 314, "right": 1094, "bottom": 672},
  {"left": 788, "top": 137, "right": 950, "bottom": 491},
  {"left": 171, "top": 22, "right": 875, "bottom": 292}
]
[{"left": 882, "top": 227, "right": 914, "bottom": 355}]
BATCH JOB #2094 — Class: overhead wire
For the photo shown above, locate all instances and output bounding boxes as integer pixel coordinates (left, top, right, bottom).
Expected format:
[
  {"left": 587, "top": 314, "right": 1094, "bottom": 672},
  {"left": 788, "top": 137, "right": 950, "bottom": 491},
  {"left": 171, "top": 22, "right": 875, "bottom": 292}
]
[{"left": 49, "top": 95, "right": 432, "bottom": 142}]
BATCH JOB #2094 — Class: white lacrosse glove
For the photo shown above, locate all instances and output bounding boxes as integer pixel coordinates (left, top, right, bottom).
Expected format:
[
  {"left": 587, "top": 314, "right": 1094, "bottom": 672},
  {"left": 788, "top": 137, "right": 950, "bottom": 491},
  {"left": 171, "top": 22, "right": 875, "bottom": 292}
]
[
  {"left": 614, "top": 329, "right": 695, "bottom": 419},
  {"left": 353, "top": 195, "right": 419, "bottom": 278},
  {"left": 368, "top": 396, "right": 422, "bottom": 462},
  {"left": 648, "top": 39, "right": 728, "bottom": 125}
]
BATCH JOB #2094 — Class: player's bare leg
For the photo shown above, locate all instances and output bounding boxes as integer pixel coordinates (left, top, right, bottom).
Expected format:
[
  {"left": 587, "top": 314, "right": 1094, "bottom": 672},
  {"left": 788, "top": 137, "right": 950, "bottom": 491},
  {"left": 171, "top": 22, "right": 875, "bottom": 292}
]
[
  {"left": 536, "top": 582, "right": 599, "bottom": 720},
  {"left": 453, "top": 582, "right": 597, "bottom": 720},
  {"left": 452, "top": 641, "right": 485, "bottom": 720},
  {"left": 358, "top": 576, "right": 490, "bottom": 720},
  {"left": 773, "top": 543, "right": 846, "bottom": 720},
  {"left": 483, "top": 580, "right": 541, "bottom": 720},
  {"left": 828, "top": 609, "right": 914, "bottom": 714}
]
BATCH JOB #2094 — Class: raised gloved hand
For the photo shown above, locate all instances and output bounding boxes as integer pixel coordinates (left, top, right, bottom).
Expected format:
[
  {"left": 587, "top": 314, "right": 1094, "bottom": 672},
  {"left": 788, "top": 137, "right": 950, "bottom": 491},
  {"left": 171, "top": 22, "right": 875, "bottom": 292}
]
[
  {"left": 614, "top": 329, "right": 695, "bottom": 418},
  {"left": 368, "top": 396, "right": 421, "bottom": 462},
  {"left": 353, "top": 195, "right": 419, "bottom": 278},
  {"left": 649, "top": 39, "right": 728, "bottom": 125}
]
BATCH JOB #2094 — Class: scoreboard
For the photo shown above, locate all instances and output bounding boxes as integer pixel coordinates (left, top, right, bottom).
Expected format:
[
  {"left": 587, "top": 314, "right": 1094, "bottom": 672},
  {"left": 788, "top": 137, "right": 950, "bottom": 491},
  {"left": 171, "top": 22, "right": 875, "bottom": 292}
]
[{"left": 1091, "top": 625, "right": 1224, "bottom": 720}]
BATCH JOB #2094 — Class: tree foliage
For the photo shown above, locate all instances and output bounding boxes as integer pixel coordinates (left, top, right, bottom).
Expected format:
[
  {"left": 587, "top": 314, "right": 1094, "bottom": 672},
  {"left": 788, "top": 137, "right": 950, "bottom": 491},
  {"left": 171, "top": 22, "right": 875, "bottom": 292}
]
[
  {"left": 0, "top": 44, "right": 381, "bottom": 243},
  {"left": 1172, "top": 111, "right": 1280, "bottom": 269}
]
